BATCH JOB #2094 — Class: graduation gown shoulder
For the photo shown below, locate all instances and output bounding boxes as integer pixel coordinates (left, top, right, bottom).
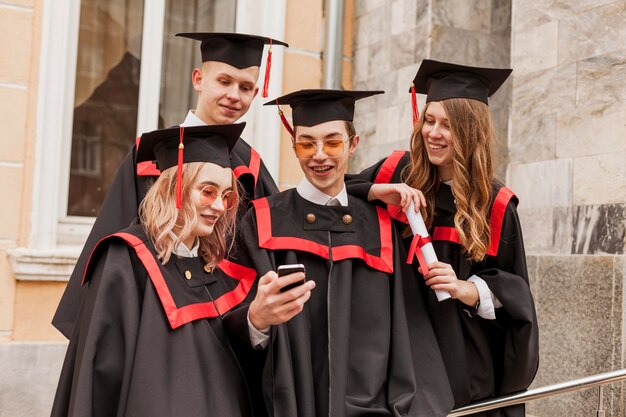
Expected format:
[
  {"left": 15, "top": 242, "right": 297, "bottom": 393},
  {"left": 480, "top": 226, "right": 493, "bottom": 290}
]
[
  {"left": 50, "top": 225, "right": 255, "bottom": 417},
  {"left": 53, "top": 134, "right": 278, "bottom": 339}
]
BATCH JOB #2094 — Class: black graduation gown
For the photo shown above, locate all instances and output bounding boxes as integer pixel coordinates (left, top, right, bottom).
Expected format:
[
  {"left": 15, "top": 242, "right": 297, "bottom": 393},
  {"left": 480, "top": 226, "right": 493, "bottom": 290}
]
[
  {"left": 225, "top": 189, "right": 454, "bottom": 417},
  {"left": 50, "top": 225, "right": 258, "bottom": 417},
  {"left": 346, "top": 151, "right": 539, "bottom": 417},
  {"left": 53, "top": 134, "right": 278, "bottom": 339}
]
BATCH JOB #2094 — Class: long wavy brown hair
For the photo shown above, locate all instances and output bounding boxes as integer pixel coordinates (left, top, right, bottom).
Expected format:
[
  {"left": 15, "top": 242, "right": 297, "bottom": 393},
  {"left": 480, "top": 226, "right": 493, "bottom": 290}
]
[
  {"left": 139, "top": 162, "right": 239, "bottom": 268},
  {"left": 404, "top": 98, "right": 494, "bottom": 261}
]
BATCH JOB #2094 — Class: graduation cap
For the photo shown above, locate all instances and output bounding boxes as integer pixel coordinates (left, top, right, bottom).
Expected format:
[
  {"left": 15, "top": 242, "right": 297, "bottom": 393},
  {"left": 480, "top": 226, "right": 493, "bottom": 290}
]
[
  {"left": 263, "top": 89, "right": 384, "bottom": 136},
  {"left": 137, "top": 123, "right": 245, "bottom": 208},
  {"left": 176, "top": 32, "right": 289, "bottom": 97},
  {"left": 408, "top": 59, "right": 512, "bottom": 127}
]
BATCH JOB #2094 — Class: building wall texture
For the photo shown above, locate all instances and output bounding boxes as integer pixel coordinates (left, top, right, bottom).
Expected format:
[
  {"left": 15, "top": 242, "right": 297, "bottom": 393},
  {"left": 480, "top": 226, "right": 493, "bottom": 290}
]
[
  {"left": 509, "top": 1, "right": 626, "bottom": 416},
  {"left": 351, "top": 0, "right": 626, "bottom": 416}
]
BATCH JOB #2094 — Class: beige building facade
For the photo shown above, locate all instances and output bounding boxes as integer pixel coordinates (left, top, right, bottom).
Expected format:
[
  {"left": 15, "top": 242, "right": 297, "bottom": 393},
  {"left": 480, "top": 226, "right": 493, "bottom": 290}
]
[{"left": 1, "top": 0, "right": 625, "bottom": 416}]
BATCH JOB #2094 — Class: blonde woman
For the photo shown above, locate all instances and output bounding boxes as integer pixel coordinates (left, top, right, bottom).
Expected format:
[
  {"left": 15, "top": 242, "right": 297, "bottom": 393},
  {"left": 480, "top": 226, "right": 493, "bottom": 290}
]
[
  {"left": 51, "top": 123, "right": 259, "bottom": 417},
  {"left": 347, "top": 60, "right": 539, "bottom": 417}
]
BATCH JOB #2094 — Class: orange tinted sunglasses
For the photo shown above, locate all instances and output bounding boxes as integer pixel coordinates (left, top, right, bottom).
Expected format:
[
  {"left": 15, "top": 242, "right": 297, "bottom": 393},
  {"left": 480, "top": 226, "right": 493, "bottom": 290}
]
[
  {"left": 293, "top": 136, "right": 353, "bottom": 159},
  {"left": 198, "top": 185, "right": 237, "bottom": 211}
]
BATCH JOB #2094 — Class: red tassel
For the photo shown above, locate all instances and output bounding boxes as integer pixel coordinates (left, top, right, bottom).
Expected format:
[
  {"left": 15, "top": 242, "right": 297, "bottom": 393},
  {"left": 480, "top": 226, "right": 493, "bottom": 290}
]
[
  {"left": 176, "top": 126, "right": 185, "bottom": 209},
  {"left": 276, "top": 100, "right": 294, "bottom": 137},
  {"left": 411, "top": 83, "right": 419, "bottom": 129},
  {"left": 262, "top": 38, "right": 273, "bottom": 98}
]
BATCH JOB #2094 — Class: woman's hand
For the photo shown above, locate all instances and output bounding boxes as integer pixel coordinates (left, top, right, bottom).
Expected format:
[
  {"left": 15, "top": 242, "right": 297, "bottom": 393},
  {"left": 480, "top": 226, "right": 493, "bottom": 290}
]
[
  {"left": 367, "top": 183, "right": 426, "bottom": 211},
  {"left": 248, "top": 270, "right": 315, "bottom": 331},
  {"left": 420, "top": 262, "right": 479, "bottom": 307}
]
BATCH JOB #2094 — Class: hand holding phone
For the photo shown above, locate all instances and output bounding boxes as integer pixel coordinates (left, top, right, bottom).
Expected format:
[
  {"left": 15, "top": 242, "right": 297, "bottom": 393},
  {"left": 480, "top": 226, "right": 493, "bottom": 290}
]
[{"left": 277, "top": 264, "right": 306, "bottom": 292}]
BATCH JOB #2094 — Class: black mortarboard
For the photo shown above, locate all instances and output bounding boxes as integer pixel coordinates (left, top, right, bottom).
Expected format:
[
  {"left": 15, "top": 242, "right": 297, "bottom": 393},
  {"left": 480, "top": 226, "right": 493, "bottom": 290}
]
[
  {"left": 411, "top": 59, "right": 512, "bottom": 105},
  {"left": 176, "top": 32, "right": 288, "bottom": 97},
  {"left": 263, "top": 89, "right": 384, "bottom": 130},
  {"left": 176, "top": 32, "right": 288, "bottom": 68},
  {"left": 137, "top": 123, "right": 245, "bottom": 208},
  {"left": 137, "top": 123, "right": 244, "bottom": 170}
]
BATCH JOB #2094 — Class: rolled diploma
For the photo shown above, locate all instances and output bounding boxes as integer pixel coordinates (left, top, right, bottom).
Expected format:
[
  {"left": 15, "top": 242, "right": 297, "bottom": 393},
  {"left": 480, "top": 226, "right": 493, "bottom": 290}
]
[{"left": 404, "top": 201, "right": 451, "bottom": 301}]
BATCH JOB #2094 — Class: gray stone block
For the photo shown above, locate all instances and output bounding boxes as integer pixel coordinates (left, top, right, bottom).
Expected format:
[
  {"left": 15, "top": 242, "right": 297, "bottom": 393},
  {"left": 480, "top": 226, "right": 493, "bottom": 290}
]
[
  {"left": 527, "top": 255, "right": 623, "bottom": 417},
  {"left": 0, "top": 342, "right": 67, "bottom": 417}
]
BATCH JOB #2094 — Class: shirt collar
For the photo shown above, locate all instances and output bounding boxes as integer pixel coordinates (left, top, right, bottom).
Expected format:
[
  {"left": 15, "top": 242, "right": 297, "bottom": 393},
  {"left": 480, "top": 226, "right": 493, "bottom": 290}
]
[
  {"left": 168, "top": 231, "right": 199, "bottom": 257},
  {"left": 295, "top": 177, "right": 348, "bottom": 206},
  {"left": 181, "top": 110, "right": 207, "bottom": 127}
]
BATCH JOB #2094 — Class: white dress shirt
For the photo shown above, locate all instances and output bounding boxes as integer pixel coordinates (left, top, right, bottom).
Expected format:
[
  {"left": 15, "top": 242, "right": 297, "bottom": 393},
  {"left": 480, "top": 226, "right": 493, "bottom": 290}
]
[
  {"left": 296, "top": 176, "right": 348, "bottom": 206},
  {"left": 181, "top": 110, "right": 206, "bottom": 127},
  {"left": 168, "top": 231, "right": 199, "bottom": 257}
]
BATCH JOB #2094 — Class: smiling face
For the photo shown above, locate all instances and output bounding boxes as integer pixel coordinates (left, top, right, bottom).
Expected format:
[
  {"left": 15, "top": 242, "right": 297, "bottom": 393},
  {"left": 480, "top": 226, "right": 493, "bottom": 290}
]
[
  {"left": 293, "top": 120, "right": 358, "bottom": 197},
  {"left": 421, "top": 101, "right": 455, "bottom": 181},
  {"left": 192, "top": 61, "right": 259, "bottom": 125},
  {"left": 179, "top": 162, "right": 234, "bottom": 248}
]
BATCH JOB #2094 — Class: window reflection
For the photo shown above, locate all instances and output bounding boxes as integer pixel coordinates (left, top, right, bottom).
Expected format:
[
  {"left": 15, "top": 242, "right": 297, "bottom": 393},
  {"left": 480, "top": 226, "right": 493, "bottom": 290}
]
[
  {"left": 158, "top": 0, "right": 236, "bottom": 128},
  {"left": 68, "top": 0, "right": 143, "bottom": 217},
  {"left": 67, "top": 0, "right": 236, "bottom": 217}
]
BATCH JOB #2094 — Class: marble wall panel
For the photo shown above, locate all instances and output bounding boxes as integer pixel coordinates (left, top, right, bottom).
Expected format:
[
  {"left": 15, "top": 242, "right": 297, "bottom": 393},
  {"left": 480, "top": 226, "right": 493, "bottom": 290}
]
[
  {"left": 390, "top": 0, "right": 421, "bottom": 35},
  {"left": 395, "top": 63, "right": 421, "bottom": 97},
  {"left": 491, "top": 0, "right": 512, "bottom": 33},
  {"left": 528, "top": 254, "right": 622, "bottom": 417},
  {"left": 432, "top": 0, "right": 493, "bottom": 32},
  {"left": 511, "top": 63, "right": 577, "bottom": 119},
  {"left": 374, "top": 105, "right": 402, "bottom": 144},
  {"left": 507, "top": 159, "right": 572, "bottom": 209},
  {"left": 572, "top": 1, "right": 626, "bottom": 62},
  {"left": 509, "top": 111, "right": 557, "bottom": 164},
  {"left": 389, "top": 31, "right": 417, "bottom": 71},
  {"left": 353, "top": 46, "right": 370, "bottom": 83},
  {"left": 557, "top": 104, "right": 626, "bottom": 159},
  {"left": 572, "top": 152, "right": 626, "bottom": 206},
  {"left": 412, "top": 21, "right": 431, "bottom": 62},
  {"left": 368, "top": 41, "right": 392, "bottom": 78},
  {"left": 567, "top": 204, "right": 626, "bottom": 255},
  {"left": 512, "top": 20, "right": 558, "bottom": 74},
  {"left": 353, "top": 108, "right": 377, "bottom": 138},
  {"left": 578, "top": 0, "right": 620, "bottom": 12},
  {"left": 512, "top": 0, "right": 576, "bottom": 35},
  {"left": 430, "top": 25, "right": 511, "bottom": 68},
  {"left": 575, "top": 50, "right": 626, "bottom": 110},
  {"left": 521, "top": 204, "right": 626, "bottom": 256},
  {"left": 518, "top": 207, "right": 556, "bottom": 255}
]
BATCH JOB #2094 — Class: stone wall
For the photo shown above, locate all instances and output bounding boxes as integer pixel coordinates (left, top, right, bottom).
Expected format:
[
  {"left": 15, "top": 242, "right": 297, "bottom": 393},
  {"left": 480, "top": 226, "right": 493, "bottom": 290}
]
[{"left": 510, "top": 1, "right": 626, "bottom": 416}]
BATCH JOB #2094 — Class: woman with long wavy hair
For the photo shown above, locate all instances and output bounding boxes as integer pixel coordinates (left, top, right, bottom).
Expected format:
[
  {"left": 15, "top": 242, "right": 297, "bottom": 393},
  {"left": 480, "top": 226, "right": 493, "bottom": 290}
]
[
  {"left": 347, "top": 60, "right": 539, "bottom": 417},
  {"left": 51, "top": 123, "right": 261, "bottom": 417}
]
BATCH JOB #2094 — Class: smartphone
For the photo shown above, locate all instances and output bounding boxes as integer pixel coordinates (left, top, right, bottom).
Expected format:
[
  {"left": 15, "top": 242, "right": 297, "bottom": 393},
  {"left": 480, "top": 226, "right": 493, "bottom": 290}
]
[{"left": 277, "top": 264, "right": 306, "bottom": 292}]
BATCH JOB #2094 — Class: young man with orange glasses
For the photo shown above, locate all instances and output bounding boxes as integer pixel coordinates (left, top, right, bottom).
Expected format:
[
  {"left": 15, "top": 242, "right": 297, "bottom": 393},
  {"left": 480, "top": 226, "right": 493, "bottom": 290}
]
[{"left": 225, "top": 89, "right": 454, "bottom": 416}]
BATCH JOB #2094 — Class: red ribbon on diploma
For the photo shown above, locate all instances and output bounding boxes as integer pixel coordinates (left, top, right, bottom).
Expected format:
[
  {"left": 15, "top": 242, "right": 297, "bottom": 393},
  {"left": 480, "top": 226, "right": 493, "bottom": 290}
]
[{"left": 407, "top": 234, "right": 432, "bottom": 274}]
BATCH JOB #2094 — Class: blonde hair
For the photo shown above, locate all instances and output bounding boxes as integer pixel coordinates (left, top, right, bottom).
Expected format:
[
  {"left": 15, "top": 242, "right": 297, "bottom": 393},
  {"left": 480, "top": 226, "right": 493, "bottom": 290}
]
[
  {"left": 404, "top": 98, "right": 494, "bottom": 261},
  {"left": 139, "top": 162, "right": 239, "bottom": 267}
]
